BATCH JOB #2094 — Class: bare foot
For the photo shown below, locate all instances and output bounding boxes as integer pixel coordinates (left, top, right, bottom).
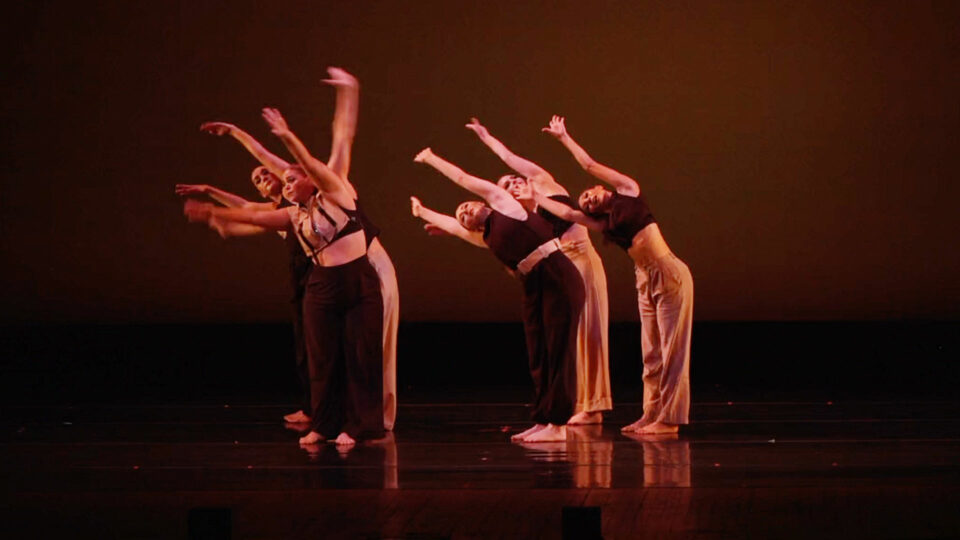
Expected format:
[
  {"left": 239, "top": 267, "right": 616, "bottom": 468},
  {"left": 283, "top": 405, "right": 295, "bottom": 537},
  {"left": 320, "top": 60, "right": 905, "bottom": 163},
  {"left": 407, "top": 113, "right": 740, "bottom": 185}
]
[
  {"left": 298, "top": 431, "right": 324, "bottom": 445},
  {"left": 523, "top": 424, "right": 567, "bottom": 443},
  {"left": 567, "top": 411, "right": 603, "bottom": 425},
  {"left": 511, "top": 424, "right": 546, "bottom": 442},
  {"left": 636, "top": 421, "right": 679, "bottom": 434},
  {"left": 284, "top": 410, "right": 311, "bottom": 423},
  {"left": 333, "top": 432, "right": 356, "bottom": 446},
  {"left": 621, "top": 415, "right": 653, "bottom": 433}
]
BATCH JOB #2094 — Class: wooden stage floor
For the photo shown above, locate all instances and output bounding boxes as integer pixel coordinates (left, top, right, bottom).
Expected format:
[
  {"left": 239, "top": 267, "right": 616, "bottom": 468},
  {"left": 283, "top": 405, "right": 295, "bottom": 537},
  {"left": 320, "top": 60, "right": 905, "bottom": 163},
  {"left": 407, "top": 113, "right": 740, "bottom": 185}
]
[{"left": 2, "top": 400, "right": 959, "bottom": 538}]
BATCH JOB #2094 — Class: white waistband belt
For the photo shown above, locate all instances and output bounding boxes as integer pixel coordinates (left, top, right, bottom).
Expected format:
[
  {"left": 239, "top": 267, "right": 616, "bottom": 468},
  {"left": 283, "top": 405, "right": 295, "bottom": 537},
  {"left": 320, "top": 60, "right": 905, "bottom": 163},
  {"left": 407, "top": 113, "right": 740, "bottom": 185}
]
[{"left": 516, "top": 238, "right": 562, "bottom": 275}]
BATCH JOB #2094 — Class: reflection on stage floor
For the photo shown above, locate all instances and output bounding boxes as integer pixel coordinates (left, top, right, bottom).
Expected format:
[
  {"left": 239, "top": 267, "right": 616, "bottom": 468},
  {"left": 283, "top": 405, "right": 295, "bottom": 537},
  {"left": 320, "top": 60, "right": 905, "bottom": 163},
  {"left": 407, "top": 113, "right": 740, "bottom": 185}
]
[{"left": 2, "top": 400, "right": 959, "bottom": 538}]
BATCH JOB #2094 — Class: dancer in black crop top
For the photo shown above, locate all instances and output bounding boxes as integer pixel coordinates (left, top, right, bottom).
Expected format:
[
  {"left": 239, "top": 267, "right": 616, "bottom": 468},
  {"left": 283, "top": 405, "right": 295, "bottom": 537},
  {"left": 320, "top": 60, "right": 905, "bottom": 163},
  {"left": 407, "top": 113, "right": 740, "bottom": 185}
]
[
  {"left": 412, "top": 146, "right": 584, "bottom": 443},
  {"left": 186, "top": 93, "right": 384, "bottom": 449},
  {"left": 191, "top": 68, "right": 400, "bottom": 434},
  {"left": 537, "top": 116, "right": 694, "bottom": 435}
]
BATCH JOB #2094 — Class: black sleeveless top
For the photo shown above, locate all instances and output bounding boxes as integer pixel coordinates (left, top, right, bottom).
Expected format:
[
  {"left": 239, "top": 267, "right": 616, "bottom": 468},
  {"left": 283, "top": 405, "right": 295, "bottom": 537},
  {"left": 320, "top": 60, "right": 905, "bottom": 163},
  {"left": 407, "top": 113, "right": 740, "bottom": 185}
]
[
  {"left": 536, "top": 194, "right": 575, "bottom": 238},
  {"left": 351, "top": 198, "right": 381, "bottom": 248},
  {"left": 482, "top": 210, "right": 556, "bottom": 270},
  {"left": 602, "top": 192, "right": 656, "bottom": 250}
]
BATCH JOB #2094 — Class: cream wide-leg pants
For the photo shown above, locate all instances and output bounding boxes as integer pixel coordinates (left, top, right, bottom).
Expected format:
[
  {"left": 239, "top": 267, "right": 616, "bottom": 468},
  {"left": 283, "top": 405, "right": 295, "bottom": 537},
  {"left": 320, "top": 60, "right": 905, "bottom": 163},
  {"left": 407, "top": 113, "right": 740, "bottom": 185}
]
[
  {"left": 635, "top": 252, "right": 693, "bottom": 425},
  {"left": 367, "top": 239, "right": 399, "bottom": 431},
  {"left": 564, "top": 241, "right": 613, "bottom": 413}
]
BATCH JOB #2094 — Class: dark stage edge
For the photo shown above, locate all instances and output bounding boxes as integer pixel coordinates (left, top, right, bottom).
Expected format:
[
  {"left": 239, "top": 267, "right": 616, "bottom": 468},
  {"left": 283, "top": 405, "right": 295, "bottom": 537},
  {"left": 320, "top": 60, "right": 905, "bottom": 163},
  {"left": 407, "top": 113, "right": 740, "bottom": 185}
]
[{"left": 2, "top": 401, "right": 959, "bottom": 539}]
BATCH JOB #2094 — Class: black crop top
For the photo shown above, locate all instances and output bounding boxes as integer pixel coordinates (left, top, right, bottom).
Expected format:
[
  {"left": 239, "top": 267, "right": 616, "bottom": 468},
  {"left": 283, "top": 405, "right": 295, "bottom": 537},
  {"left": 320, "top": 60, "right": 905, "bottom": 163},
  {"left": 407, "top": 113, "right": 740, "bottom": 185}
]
[
  {"left": 289, "top": 194, "right": 363, "bottom": 263},
  {"left": 482, "top": 210, "right": 556, "bottom": 270},
  {"left": 536, "top": 194, "right": 576, "bottom": 238},
  {"left": 602, "top": 192, "right": 656, "bottom": 250}
]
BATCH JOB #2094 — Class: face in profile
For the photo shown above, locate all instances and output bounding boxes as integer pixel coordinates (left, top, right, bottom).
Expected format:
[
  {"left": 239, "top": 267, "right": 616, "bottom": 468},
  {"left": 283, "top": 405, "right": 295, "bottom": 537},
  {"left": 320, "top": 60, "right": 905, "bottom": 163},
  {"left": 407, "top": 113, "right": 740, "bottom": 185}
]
[
  {"left": 455, "top": 201, "right": 489, "bottom": 232},
  {"left": 250, "top": 166, "right": 282, "bottom": 199},
  {"left": 280, "top": 166, "right": 315, "bottom": 205},
  {"left": 578, "top": 185, "right": 612, "bottom": 215},
  {"left": 497, "top": 174, "right": 533, "bottom": 201}
]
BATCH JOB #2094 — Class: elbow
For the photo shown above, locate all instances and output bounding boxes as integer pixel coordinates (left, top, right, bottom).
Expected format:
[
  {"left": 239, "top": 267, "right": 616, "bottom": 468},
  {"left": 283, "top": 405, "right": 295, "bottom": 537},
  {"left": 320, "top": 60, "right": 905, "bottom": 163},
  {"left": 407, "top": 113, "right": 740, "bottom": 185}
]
[{"left": 581, "top": 159, "right": 598, "bottom": 173}]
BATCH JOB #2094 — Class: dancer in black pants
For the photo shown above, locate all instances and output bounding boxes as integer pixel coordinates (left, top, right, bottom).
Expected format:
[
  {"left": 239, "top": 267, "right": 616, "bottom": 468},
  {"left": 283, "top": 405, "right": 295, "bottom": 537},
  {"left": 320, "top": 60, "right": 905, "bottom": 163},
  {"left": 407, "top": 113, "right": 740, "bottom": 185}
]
[
  {"left": 196, "top": 68, "right": 399, "bottom": 430},
  {"left": 185, "top": 107, "right": 383, "bottom": 447},
  {"left": 411, "top": 147, "right": 584, "bottom": 443}
]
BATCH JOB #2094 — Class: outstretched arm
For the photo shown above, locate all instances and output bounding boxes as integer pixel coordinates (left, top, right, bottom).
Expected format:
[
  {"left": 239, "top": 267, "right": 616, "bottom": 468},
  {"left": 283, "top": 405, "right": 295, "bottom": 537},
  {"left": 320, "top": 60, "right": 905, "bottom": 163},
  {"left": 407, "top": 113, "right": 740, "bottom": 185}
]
[
  {"left": 410, "top": 197, "right": 486, "bottom": 248},
  {"left": 184, "top": 200, "right": 291, "bottom": 231},
  {"left": 324, "top": 67, "right": 360, "bottom": 183},
  {"left": 464, "top": 118, "right": 544, "bottom": 178},
  {"left": 412, "top": 147, "right": 519, "bottom": 214},
  {"left": 542, "top": 115, "right": 640, "bottom": 196},
  {"left": 261, "top": 108, "right": 354, "bottom": 208},
  {"left": 199, "top": 122, "right": 290, "bottom": 178},
  {"left": 174, "top": 184, "right": 275, "bottom": 211},
  {"left": 207, "top": 217, "right": 268, "bottom": 238},
  {"left": 466, "top": 118, "right": 565, "bottom": 196},
  {"left": 533, "top": 191, "right": 605, "bottom": 232}
]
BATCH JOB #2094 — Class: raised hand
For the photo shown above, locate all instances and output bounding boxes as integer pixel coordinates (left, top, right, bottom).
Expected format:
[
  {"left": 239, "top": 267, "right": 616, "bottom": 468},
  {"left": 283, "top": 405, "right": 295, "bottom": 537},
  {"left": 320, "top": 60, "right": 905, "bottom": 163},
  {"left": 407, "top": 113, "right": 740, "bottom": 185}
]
[
  {"left": 183, "top": 200, "right": 214, "bottom": 223},
  {"left": 175, "top": 184, "right": 209, "bottom": 196},
  {"left": 199, "top": 122, "right": 236, "bottom": 136},
  {"left": 464, "top": 117, "right": 490, "bottom": 139},
  {"left": 413, "top": 147, "right": 433, "bottom": 163},
  {"left": 410, "top": 196, "right": 423, "bottom": 217},
  {"left": 541, "top": 115, "right": 567, "bottom": 139},
  {"left": 261, "top": 107, "right": 290, "bottom": 136},
  {"left": 322, "top": 66, "right": 359, "bottom": 89}
]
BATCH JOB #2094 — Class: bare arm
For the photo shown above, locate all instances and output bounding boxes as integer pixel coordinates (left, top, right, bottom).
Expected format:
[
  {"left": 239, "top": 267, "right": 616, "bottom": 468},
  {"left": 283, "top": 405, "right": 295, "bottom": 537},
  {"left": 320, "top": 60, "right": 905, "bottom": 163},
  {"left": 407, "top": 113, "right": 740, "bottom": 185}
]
[
  {"left": 184, "top": 200, "right": 291, "bottom": 231},
  {"left": 208, "top": 217, "right": 268, "bottom": 238},
  {"left": 410, "top": 196, "right": 486, "bottom": 248},
  {"left": 534, "top": 191, "right": 605, "bottom": 232},
  {"left": 261, "top": 108, "right": 354, "bottom": 209},
  {"left": 542, "top": 116, "right": 639, "bottom": 196},
  {"left": 174, "top": 184, "right": 275, "bottom": 210},
  {"left": 412, "top": 147, "right": 521, "bottom": 216},
  {"left": 466, "top": 117, "right": 566, "bottom": 197},
  {"left": 324, "top": 67, "right": 360, "bottom": 183},
  {"left": 199, "top": 122, "right": 291, "bottom": 178}
]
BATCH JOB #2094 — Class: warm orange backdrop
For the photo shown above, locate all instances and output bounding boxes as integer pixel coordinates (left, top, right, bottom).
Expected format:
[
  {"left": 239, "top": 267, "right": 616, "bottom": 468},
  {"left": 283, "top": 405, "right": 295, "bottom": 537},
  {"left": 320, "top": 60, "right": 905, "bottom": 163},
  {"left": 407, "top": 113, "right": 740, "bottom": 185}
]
[{"left": 3, "top": 1, "right": 958, "bottom": 322}]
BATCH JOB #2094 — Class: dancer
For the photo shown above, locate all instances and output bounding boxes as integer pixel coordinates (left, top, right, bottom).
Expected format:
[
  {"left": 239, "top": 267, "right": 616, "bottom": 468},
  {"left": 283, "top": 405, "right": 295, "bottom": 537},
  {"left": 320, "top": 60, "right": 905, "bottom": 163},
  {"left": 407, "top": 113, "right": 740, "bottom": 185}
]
[
  {"left": 464, "top": 118, "right": 612, "bottom": 424},
  {"left": 176, "top": 167, "right": 313, "bottom": 424},
  {"left": 537, "top": 116, "right": 693, "bottom": 435},
  {"left": 411, "top": 147, "right": 584, "bottom": 442},
  {"left": 197, "top": 68, "right": 399, "bottom": 431},
  {"left": 186, "top": 107, "right": 384, "bottom": 446}
]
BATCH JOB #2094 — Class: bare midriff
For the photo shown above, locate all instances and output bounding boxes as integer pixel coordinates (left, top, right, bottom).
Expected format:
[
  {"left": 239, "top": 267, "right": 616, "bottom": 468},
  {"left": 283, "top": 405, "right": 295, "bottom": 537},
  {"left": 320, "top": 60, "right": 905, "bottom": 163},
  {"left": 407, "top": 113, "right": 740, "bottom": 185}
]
[
  {"left": 312, "top": 230, "right": 368, "bottom": 267},
  {"left": 627, "top": 223, "right": 671, "bottom": 265}
]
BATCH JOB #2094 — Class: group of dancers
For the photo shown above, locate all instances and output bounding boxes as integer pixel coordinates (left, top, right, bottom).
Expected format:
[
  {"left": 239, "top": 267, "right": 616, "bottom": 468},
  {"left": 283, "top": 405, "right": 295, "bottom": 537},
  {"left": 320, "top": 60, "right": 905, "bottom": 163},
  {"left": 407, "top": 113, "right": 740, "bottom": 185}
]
[{"left": 180, "top": 68, "right": 693, "bottom": 447}]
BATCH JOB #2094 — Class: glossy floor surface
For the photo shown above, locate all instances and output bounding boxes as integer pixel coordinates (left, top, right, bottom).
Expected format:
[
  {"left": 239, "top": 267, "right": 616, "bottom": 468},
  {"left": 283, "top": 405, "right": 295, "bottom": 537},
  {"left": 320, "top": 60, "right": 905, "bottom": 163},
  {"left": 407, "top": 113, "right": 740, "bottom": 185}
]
[{"left": 2, "top": 400, "right": 959, "bottom": 539}]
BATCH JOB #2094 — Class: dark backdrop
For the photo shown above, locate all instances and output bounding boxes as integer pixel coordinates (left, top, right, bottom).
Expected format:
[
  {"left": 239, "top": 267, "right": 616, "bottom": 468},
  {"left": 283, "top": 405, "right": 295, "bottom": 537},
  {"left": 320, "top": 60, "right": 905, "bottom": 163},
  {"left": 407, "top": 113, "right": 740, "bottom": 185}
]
[{"left": 3, "top": 0, "right": 959, "bottom": 324}]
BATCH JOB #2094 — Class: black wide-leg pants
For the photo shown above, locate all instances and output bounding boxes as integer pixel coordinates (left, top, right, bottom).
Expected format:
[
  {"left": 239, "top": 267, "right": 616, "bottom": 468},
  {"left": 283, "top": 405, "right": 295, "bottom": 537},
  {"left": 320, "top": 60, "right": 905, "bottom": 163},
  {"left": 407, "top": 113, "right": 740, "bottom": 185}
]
[
  {"left": 290, "top": 292, "right": 310, "bottom": 415},
  {"left": 302, "top": 257, "right": 384, "bottom": 440},
  {"left": 521, "top": 251, "right": 585, "bottom": 426}
]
